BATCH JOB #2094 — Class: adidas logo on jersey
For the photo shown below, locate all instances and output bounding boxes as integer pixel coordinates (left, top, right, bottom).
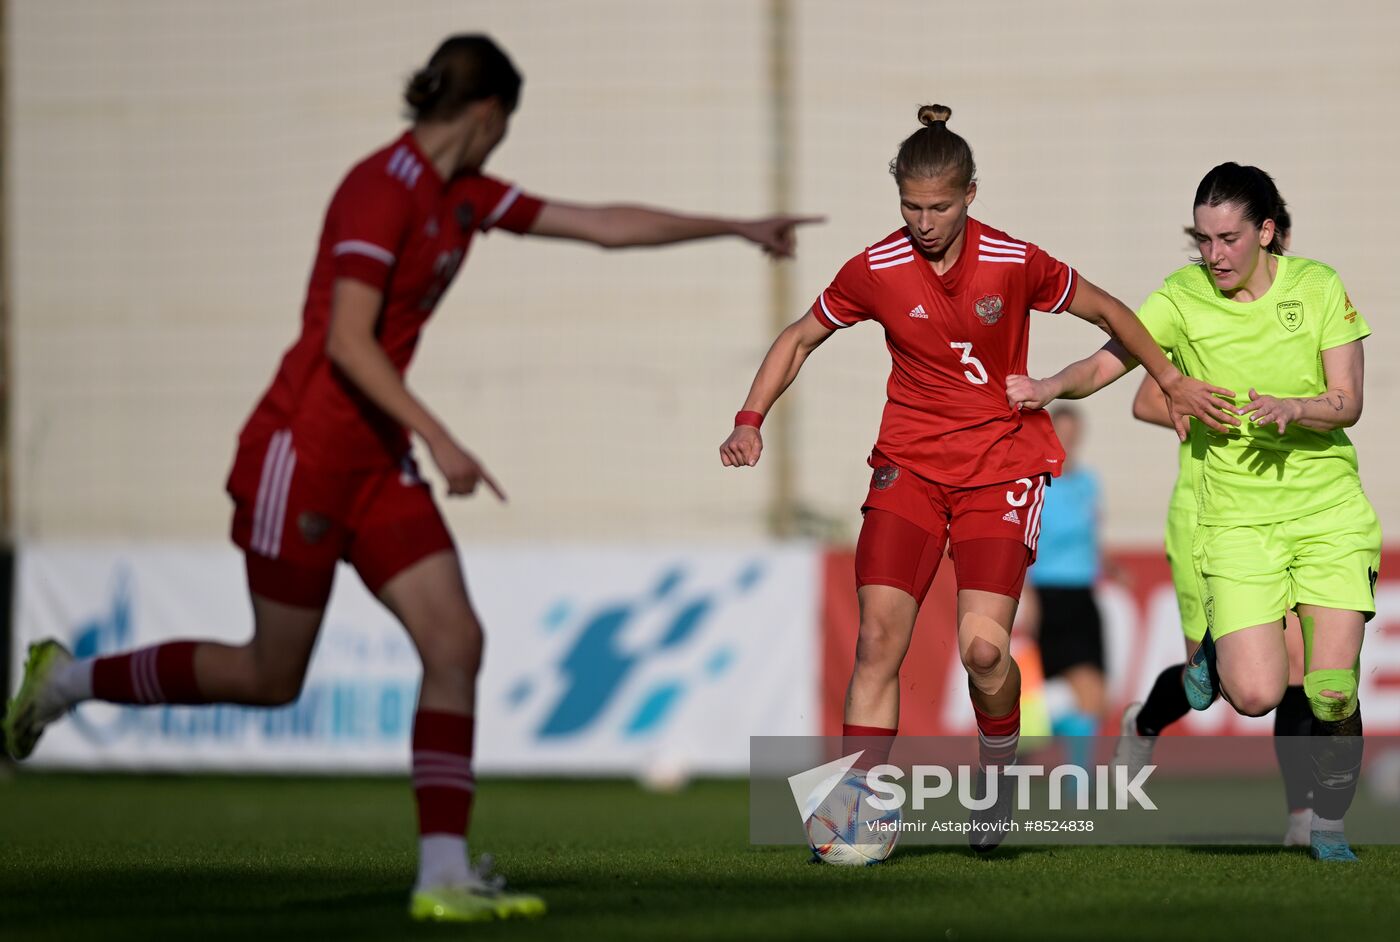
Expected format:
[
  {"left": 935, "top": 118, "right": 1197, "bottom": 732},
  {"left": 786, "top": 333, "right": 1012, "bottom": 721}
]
[
  {"left": 1002, "top": 509, "right": 1021, "bottom": 524},
  {"left": 908, "top": 304, "right": 928, "bottom": 319}
]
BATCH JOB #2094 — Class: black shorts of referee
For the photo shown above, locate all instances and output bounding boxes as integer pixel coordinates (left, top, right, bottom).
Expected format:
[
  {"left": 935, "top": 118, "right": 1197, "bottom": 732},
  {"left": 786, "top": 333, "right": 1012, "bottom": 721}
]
[{"left": 1035, "top": 585, "right": 1104, "bottom": 678}]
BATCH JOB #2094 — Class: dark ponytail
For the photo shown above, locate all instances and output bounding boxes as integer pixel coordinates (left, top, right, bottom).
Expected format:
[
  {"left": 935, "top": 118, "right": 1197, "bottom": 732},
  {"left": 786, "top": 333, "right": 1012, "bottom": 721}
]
[
  {"left": 889, "top": 104, "right": 976, "bottom": 189},
  {"left": 1194, "top": 162, "right": 1289, "bottom": 254},
  {"left": 404, "top": 35, "right": 522, "bottom": 123}
]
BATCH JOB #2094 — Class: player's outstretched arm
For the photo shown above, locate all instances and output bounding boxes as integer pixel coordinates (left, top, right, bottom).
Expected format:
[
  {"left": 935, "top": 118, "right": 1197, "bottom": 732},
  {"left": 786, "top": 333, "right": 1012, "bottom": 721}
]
[
  {"left": 326, "top": 279, "right": 505, "bottom": 500},
  {"left": 1131, "top": 375, "right": 1173, "bottom": 429},
  {"left": 1236, "top": 339, "right": 1364, "bottom": 434},
  {"left": 720, "top": 309, "right": 832, "bottom": 468},
  {"left": 1064, "top": 277, "right": 1237, "bottom": 441},
  {"left": 1006, "top": 341, "right": 1134, "bottom": 411},
  {"left": 527, "top": 201, "right": 823, "bottom": 258}
]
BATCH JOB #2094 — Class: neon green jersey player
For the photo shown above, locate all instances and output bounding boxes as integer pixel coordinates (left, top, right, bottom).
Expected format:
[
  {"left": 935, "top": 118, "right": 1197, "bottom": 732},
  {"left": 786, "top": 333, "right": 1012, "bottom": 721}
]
[
  {"left": 1006, "top": 162, "right": 1377, "bottom": 863},
  {"left": 1124, "top": 336, "right": 1318, "bottom": 845}
]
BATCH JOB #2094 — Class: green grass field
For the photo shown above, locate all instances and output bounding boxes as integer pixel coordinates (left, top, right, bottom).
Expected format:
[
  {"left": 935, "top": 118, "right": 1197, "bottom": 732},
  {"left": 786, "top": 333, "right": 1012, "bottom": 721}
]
[{"left": 1, "top": 772, "right": 1397, "bottom": 941}]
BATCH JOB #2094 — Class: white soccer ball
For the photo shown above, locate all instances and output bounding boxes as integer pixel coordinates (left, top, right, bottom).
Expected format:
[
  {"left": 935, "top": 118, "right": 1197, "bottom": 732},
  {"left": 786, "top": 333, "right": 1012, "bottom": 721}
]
[{"left": 805, "top": 774, "right": 901, "bottom": 865}]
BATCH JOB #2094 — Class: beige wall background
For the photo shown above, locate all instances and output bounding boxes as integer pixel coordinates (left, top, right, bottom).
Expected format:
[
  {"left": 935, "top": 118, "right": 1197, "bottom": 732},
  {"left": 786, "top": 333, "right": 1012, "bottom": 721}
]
[{"left": 8, "top": 0, "right": 1398, "bottom": 547}]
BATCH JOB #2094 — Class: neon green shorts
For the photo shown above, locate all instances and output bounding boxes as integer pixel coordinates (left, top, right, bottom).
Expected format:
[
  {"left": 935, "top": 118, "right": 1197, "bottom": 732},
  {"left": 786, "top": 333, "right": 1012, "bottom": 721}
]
[
  {"left": 1194, "top": 491, "right": 1381, "bottom": 639},
  {"left": 1164, "top": 481, "right": 1207, "bottom": 644}
]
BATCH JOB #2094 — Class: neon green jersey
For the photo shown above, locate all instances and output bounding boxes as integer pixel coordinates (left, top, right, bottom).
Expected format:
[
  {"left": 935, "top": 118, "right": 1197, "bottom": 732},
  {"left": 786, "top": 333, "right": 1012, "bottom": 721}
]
[{"left": 1137, "top": 256, "right": 1370, "bottom": 525}]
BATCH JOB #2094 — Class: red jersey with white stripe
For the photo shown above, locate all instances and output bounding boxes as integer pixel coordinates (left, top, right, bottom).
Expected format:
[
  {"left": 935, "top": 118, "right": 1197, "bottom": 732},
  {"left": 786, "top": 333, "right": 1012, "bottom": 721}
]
[
  {"left": 815, "top": 217, "right": 1077, "bottom": 488},
  {"left": 239, "top": 131, "right": 544, "bottom": 470}
]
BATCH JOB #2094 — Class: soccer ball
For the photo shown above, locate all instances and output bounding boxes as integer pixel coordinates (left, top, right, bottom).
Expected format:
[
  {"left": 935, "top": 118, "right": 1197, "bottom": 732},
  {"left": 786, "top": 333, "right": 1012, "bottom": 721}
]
[{"left": 805, "top": 774, "right": 901, "bottom": 865}]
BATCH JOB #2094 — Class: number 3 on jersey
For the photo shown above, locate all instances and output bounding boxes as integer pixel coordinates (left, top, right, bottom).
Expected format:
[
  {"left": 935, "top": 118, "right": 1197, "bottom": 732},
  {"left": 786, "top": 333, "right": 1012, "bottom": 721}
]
[{"left": 949, "top": 342, "right": 988, "bottom": 385}]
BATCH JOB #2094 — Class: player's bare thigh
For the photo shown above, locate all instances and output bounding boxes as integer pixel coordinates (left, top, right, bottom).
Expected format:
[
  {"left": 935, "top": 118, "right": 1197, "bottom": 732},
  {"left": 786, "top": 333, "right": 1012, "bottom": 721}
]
[
  {"left": 376, "top": 549, "right": 484, "bottom": 711},
  {"left": 1295, "top": 603, "right": 1364, "bottom": 700},
  {"left": 1213, "top": 621, "right": 1289, "bottom": 717},
  {"left": 1183, "top": 613, "right": 1308, "bottom": 687}
]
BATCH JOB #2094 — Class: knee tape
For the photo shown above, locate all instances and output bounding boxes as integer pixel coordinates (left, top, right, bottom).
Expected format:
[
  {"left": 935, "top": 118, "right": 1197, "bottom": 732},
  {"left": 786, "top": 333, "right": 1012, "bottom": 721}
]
[
  {"left": 959, "top": 612, "right": 1011, "bottom": 696},
  {"left": 1304, "top": 668, "right": 1358, "bottom": 723}
]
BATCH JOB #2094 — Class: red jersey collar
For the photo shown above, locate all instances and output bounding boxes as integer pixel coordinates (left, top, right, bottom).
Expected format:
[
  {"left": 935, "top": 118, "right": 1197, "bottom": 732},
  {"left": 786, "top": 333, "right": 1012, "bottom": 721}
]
[{"left": 912, "top": 217, "right": 979, "bottom": 296}]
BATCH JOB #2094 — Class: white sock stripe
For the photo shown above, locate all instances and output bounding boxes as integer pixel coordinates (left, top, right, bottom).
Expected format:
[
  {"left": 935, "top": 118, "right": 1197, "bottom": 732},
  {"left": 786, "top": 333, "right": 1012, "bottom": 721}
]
[
  {"left": 414, "top": 762, "right": 473, "bottom": 776},
  {"left": 413, "top": 769, "right": 474, "bottom": 783},
  {"left": 413, "top": 749, "right": 472, "bottom": 764},
  {"left": 414, "top": 755, "right": 476, "bottom": 772},
  {"left": 134, "top": 649, "right": 151, "bottom": 702},
  {"left": 412, "top": 776, "right": 477, "bottom": 791},
  {"left": 131, "top": 648, "right": 157, "bottom": 703},
  {"left": 144, "top": 648, "right": 165, "bottom": 702},
  {"left": 412, "top": 769, "right": 476, "bottom": 782},
  {"left": 978, "top": 732, "right": 1019, "bottom": 746},
  {"left": 128, "top": 651, "right": 148, "bottom": 703},
  {"left": 250, "top": 431, "right": 289, "bottom": 555}
]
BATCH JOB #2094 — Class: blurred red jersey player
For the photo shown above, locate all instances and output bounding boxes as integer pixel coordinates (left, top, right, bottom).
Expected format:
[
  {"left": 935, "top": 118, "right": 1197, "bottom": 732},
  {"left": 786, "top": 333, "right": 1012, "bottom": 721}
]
[
  {"left": 720, "top": 104, "right": 1222, "bottom": 852},
  {"left": 5, "top": 34, "right": 820, "bottom": 923}
]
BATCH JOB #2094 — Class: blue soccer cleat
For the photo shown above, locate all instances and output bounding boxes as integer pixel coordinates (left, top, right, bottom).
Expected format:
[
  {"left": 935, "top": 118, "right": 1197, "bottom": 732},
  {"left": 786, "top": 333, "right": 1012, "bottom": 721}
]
[
  {"left": 1183, "top": 631, "right": 1219, "bottom": 711},
  {"left": 1310, "top": 830, "right": 1358, "bottom": 863}
]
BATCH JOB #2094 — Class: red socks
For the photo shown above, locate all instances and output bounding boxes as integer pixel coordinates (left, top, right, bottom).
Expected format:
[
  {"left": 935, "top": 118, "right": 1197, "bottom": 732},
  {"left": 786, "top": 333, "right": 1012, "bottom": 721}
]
[
  {"left": 91, "top": 641, "right": 204, "bottom": 704},
  {"left": 973, "top": 702, "right": 1020, "bottom": 770},
  {"left": 842, "top": 723, "right": 897, "bottom": 770},
  {"left": 412, "top": 710, "right": 476, "bottom": 837}
]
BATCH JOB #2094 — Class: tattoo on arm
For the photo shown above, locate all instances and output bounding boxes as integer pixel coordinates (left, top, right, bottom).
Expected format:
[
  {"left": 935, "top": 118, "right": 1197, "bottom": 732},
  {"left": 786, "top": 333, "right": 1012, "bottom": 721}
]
[{"left": 1303, "top": 392, "right": 1346, "bottom": 412}]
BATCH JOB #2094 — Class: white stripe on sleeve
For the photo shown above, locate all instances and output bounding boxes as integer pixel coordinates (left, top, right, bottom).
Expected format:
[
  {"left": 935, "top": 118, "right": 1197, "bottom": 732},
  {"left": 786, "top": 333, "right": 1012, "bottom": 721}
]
[
  {"left": 332, "top": 240, "right": 396, "bottom": 266},
  {"left": 818, "top": 293, "right": 850, "bottom": 328},
  {"left": 480, "top": 186, "right": 522, "bottom": 230},
  {"left": 1051, "top": 267, "right": 1076, "bottom": 313}
]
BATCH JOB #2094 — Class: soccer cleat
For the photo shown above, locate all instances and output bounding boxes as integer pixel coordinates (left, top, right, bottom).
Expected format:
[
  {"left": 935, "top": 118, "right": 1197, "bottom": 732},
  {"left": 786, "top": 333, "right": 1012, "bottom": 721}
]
[
  {"left": 1111, "top": 702, "right": 1156, "bottom": 805},
  {"left": 968, "top": 768, "right": 1016, "bottom": 854},
  {"left": 3, "top": 639, "right": 74, "bottom": 760},
  {"left": 409, "top": 884, "right": 546, "bottom": 923},
  {"left": 1183, "top": 631, "right": 1219, "bottom": 711},
  {"left": 410, "top": 855, "right": 545, "bottom": 923},
  {"left": 1284, "top": 809, "right": 1313, "bottom": 847},
  {"left": 1309, "top": 829, "right": 1358, "bottom": 862}
]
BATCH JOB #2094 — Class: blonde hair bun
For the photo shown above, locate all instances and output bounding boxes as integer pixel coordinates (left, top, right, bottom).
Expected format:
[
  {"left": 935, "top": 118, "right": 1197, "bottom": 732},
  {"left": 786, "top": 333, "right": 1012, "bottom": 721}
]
[{"left": 917, "top": 104, "right": 952, "bottom": 127}]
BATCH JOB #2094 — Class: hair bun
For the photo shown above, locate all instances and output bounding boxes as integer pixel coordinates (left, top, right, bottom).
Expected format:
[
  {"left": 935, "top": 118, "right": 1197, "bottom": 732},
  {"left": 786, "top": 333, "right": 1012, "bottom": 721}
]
[
  {"left": 405, "top": 66, "right": 444, "bottom": 108},
  {"left": 918, "top": 104, "right": 952, "bottom": 127}
]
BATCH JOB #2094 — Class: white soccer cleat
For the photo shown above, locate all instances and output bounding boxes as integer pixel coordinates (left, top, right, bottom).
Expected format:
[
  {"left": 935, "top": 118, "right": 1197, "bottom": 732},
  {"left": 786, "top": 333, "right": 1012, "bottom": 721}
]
[
  {"left": 1112, "top": 702, "right": 1156, "bottom": 805},
  {"left": 1284, "top": 809, "right": 1313, "bottom": 847},
  {"left": 3, "top": 639, "right": 74, "bottom": 760}
]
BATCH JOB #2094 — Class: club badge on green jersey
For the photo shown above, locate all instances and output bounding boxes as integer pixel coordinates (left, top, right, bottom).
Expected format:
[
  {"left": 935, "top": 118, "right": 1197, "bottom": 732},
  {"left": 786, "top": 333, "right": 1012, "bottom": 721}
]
[{"left": 1276, "top": 300, "right": 1304, "bottom": 332}]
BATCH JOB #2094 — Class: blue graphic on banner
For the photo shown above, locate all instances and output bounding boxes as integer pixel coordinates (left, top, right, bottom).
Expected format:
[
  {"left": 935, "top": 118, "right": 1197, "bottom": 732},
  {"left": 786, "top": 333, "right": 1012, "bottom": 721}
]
[
  {"left": 509, "top": 562, "right": 760, "bottom": 739},
  {"left": 65, "top": 570, "right": 416, "bottom": 750}
]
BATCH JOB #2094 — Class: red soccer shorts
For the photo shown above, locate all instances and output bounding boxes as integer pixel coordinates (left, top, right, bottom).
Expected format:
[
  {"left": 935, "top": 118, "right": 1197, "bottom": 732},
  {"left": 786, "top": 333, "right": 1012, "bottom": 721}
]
[
  {"left": 226, "top": 429, "right": 455, "bottom": 608},
  {"left": 854, "top": 451, "right": 1049, "bottom": 602}
]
